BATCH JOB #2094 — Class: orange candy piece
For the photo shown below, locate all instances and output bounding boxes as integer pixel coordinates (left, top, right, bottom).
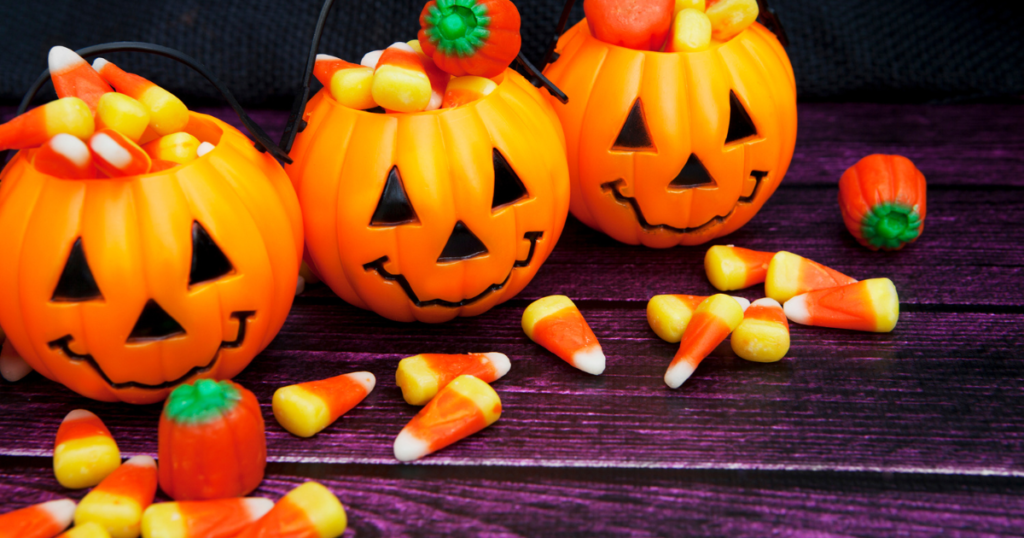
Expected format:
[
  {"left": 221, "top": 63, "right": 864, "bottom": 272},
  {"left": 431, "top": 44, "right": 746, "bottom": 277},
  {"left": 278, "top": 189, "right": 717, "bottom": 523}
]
[
  {"left": 394, "top": 375, "right": 502, "bottom": 462},
  {"left": 647, "top": 294, "right": 749, "bottom": 343},
  {"left": 704, "top": 245, "right": 775, "bottom": 291},
  {"left": 731, "top": 297, "right": 790, "bottom": 362},
  {"left": 53, "top": 409, "right": 121, "bottom": 489},
  {"left": 48, "top": 46, "right": 112, "bottom": 112},
  {"left": 89, "top": 128, "right": 152, "bottom": 177},
  {"left": 313, "top": 54, "right": 376, "bottom": 110},
  {"left": 234, "top": 482, "right": 347, "bottom": 538},
  {"left": 141, "top": 498, "right": 274, "bottom": 538},
  {"left": 0, "top": 97, "right": 94, "bottom": 151},
  {"left": 395, "top": 352, "right": 511, "bottom": 405},
  {"left": 75, "top": 455, "right": 158, "bottom": 538},
  {"left": 33, "top": 134, "right": 96, "bottom": 179},
  {"left": 522, "top": 295, "right": 605, "bottom": 375},
  {"left": 765, "top": 251, "right": 857, "bottom": 303},
  {"left": 0, "top": 499, "right": 76, "bottom": 538},
  {"left": 784, "top": 278, "right": 900, "bottom": 333},
  {"left": 664, "top": 294, "right": 744, "bottom": 388},
  {"left": 272, "top": 372, "right": 376, "bottom": 438}
]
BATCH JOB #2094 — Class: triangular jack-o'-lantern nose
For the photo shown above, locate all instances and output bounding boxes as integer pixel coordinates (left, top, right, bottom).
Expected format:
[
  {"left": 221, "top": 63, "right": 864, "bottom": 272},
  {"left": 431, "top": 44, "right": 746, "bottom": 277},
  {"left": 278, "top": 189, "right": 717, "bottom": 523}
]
[
  {"left": 129, "top": 299, "right": 185, "bottom": 341},
  {"left": 670, "top": 154, "right": 716, "bottom": 189},
  {"left": 438, "top": 221, "right": 488, "bottom": 262}
]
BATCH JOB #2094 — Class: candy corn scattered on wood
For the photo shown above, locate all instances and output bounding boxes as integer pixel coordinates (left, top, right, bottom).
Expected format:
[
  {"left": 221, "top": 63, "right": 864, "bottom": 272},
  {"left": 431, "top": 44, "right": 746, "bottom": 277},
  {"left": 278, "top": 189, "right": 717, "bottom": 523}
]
[
  {"left": 57, "top": 522, "right": 111, "bottom": 538},
  {"left": 234, "top": 482, "right": 347, "bottom": 538},
  {"left": 731, "top": 298, "right": 790, "bottom": 362},
  {"left": 75, "top": 455, "right": 158, "bottom": 538},
  {"left": 53, "top": 409, "right": 121, "bottom": 490},
  {"left": 765, "top": 251, "right": 857, "bottom": 303},
  {"left": 396, "top": 352, "right": 511, "bottom": 405},
  {"left": 523, "top": 295, "right": 606, "bottom": 375},
  {"left": 705, "top": 245, "right": 774, "bottom": 291},
  {"left": 0, "top": 499, "right": 76, "bottom": 538},
  {"left": 785, "top": 278, "right": 900, "bottom": 333},
  {"left": 141, "top": 498, "right": 274, "bottom": 538},
  {"left": 664, "top": 294, "right": 744, "bottom": 388},
  {"left": 273, "top": 372, "right": 376, "bottom": 438},
  {"left": 394, "top": 375, "right": 501, "bottom": 461},
  {"left": 648, "top": 294, "right": 749, "bottom": 343}
]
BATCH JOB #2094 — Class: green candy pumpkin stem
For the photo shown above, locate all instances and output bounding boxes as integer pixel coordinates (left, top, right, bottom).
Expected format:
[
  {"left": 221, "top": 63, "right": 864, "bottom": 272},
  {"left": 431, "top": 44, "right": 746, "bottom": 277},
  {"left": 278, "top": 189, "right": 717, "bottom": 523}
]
[
  {"left": 861, "top": 202, "right": 922, "bottom": 250},
  {"left": 424, "top": 0, "right": 492, "bottom": 57},
  {"left": 164, "top": 378, "right": 241, "bottom": 424}
]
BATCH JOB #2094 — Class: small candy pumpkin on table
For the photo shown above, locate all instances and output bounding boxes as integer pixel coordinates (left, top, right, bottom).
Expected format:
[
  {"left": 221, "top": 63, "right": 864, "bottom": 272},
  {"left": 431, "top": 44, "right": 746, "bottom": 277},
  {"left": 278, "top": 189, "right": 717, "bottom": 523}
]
[
  {"left": 542, "top": 0, "right": 797, "bottom": 247},
  {"left": 838, "top": 154, "right": 927, "bottom": 251}
]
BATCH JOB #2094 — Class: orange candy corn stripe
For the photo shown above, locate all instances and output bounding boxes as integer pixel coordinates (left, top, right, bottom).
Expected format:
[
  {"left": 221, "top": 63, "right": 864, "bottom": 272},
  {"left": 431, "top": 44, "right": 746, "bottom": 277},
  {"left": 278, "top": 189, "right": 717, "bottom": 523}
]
[
  {"left": 731, "top": 297, "right": 790, "bottom": 363},
  {"left": 33, "top": 134, "right": 96, "bottom": 179},
  {"left": 141, "top": 498, "right": 274, "bottom": 538},
  {"left": 273, "top": 372, "right": 376, "bottom": 438},
  {"left": 441, "top": 76, "right": 497, "bottom": 109},
  {"left": 664, "top": 294, "right": 744, "bottom": 388},
  {"left": 396, "top": 352, "right": 511, "bottom": 405},
  {"left": 0, "top": 499, "right": 76, "bottom": 538},
  {"left": 75, "top": 455, "right": 158, "bottom": 538},
  {"left": 314, "top": 54, "right": 376, "bottom": 110},
  {"left": 394, "top": 375, "right": 501, "bottom": 462},
  {"left": 784, "top": 278, "right": 900, "bottom": 333},
  {"left": 647, "top": 294, "right": 749, "bottom": 343},
  {"left": 234, "top": 482, "right": 347, "bottom": 538},
  {"left": 48, "top": 46, "right": 112, "bottom": 112},
  {"left": 0, "top": 97, "right": 94, "bottom": 151},
  {"left": 522, "top": 295, "right": 605, "bottom": 375},
  {"left": 705, "top": 245, "right": 775, "bottom": 291},
  {"left": 371, "top": 45, "right": 432, "bottom": 113},
  {"left": 765, "top": 251, "right": 857, "bottom": 303},
  {"left": 89, "top": 129, "right": 152, "bottom": 177},
  {"left": 54, "top": 409, "right": 121, "bottom": 490},
  {"left": 93, "top": 58, "right": 189, "bottom": 135}
]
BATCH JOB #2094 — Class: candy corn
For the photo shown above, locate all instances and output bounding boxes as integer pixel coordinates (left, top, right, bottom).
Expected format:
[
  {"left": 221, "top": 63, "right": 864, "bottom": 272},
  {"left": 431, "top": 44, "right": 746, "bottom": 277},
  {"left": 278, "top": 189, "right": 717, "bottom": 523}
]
[
  {"left": 664, "top": 294, "right": 744, "bottom": 388},
  {"left": 705, "top": 245, "right": 774, "bottom": 291},
  {"left": 89, "top": 129, "right": 152, "bottom": 177},
  {"left": 48, "top": 46, "right": 112, "bottom": 112},
  {"left": 149, "top": 160, "right": 179, "bottom": 172},
  {"left": 93, "top": 59, "right": 189, "bottom": 135},
  {"left": 522, "top": 295, "right": 606, "bottom": 375},
  {"left": 273, "top": 371, "right": 376, "bottom": 438},
  {"left": 731, "top": 298, "right": 789, "bottom": 362},
  {"left": 75, "top": 455, "right": 158, "bottom": 538},
  {"left": 314, "top": 54, "right": 376, "bottom": 110},
  {"left": 441, "top": 76, "right": 497, "bottom": 108},
  {"left": 53, "top": 409, "right": 121, "bottom": 489},
  {"left": 647, "top": 294, "right": 749, "bottom": 343},
  {"left": 667, "top": 8, "right": 712, "bottom": 52},
  {"left": 0, "top": 498, "right": 76, "bottom": 538},
  {"left": 0, "top": 97, "right": 94, "bottom": 150},
  {"left": 674, "top": 0, "right": 705, "bottom": 13},
  {"left": 95, "top": 93, "right": 150, "bottom": 142},
  {"left": 784, "top": 278, "right": 899, "bottom": 333},
  {"left": 141, "top": 133, "right": 200, "bottom": 165},
  {"left": 57, "top": 522, "right": 112, "bottom": 538},
  {"left": 371, "top": 46, "right": 432, "bottom": 113},
  {"left": 234, "top": 482, "right": 346, "bottom": 538},
  {"left": 394, "top": 375, "right": 501, "bottom": 461},
  {"left": 360, "top": 49, "right": 383, "bottom": 68},
  {"left": 33, "top": 134, "right": 96, "bottom": 179},
  {"left": 1, "top": 336, "right": 33, "bottom": 382},
  {"left": 705, "top": 0, "right": 759, "bottom": 41},
  {"left": 140, "top": 498, "right": 274, "bottom": 538},
  {"left": 396, "top": 352, "right": 511, "bottom": 405},
  {"left": 196, "top": 142, "right": 215, "bottom": 157},
  {"left": 765, "top": 251, "right": 857, "bottom": 303},
  {"left": 407, "top": 42, "right": 450, "bottom": 111}
]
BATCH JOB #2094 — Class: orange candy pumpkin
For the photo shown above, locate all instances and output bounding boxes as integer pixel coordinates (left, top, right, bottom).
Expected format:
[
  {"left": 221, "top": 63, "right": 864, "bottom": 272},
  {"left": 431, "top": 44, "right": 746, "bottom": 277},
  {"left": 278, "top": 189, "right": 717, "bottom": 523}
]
[
  {"left": 838, "top": 154, "right": 927, "bottom": 251},
  {"left": 0, "top": 112, "right": 303, "bottom": 403},
  {"left": 542, "top": 19, "right": 797, "bottom": 247}
]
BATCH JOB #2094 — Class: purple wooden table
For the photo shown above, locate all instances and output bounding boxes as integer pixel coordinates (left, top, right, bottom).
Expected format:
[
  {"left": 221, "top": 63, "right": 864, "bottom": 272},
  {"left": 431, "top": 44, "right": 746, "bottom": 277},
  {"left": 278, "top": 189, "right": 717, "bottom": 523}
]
[{"left": 2, "top": 103, "right": 1024, "bottom": 536}]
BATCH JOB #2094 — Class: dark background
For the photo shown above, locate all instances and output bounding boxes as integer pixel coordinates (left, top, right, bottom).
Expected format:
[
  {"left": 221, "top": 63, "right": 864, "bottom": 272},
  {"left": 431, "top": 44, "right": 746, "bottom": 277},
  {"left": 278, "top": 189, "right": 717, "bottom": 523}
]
[{"left": 0, "top": 0, "right": 1022, "bottom": 107}]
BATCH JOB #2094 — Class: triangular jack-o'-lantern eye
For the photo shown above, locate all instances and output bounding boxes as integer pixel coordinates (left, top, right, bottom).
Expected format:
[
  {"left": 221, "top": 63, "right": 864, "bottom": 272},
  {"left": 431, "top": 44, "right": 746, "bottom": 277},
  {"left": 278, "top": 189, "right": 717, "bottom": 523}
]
[
  {"left": 669, "top": 154, "right": 717, "bottom": 189},
  {"left": 725, "top": 91, "right": 758, "bottom": 144},
  {"left": 612, "top": 99, "right": 656, "bottom": 152},
  {"left": 491, "top": 149, "right": 529, "bottom": 210},
  {"left": 129, "top": 299, "right": 185, "bottom": 341},
  {"left": 437, "top": 221, "right": 489, "bottom": 262},
  {"left": 189, "top": 222, "right": 234, "bottom": 286},
  {"left": 52, "top": 238, "right": 103, "bottom": 302},
  {"left": 371, "top": 166, "right": 419, "bottom": 226}
]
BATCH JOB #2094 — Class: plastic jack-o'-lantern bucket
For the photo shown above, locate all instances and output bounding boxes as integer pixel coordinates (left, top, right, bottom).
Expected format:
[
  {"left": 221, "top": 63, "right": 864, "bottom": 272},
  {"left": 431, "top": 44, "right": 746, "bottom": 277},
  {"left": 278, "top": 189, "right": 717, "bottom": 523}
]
[
  {"left": 0, "top": 43, "right": 303, "bottom": 404},
  {"left": 541, "top": 0, "right": 797, "bottom": 247},
  {"left": 281, "top": 0, "right": 571, "bottom": 323}
]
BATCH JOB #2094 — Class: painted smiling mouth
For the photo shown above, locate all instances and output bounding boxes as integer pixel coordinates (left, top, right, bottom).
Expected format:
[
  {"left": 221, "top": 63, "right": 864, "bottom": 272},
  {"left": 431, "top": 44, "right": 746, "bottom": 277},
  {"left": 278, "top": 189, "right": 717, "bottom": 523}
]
[
  {"left": 47, "top": 311, "right": 255, "bottom": 390},
  {"left": 601, "top": 170, "right": 768, "bottom": 233},
  {"left": 362, "top": 231, "right": 543, "bottom": 308}
]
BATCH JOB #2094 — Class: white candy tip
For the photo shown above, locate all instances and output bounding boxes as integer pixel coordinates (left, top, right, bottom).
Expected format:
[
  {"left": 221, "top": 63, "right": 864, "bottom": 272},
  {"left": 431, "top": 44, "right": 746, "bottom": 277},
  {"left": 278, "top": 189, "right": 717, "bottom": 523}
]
[
  {"left": 0, "top": 340, "right": 32, "bottom": 382},
  {"left": 196, "top": 141, "right": 215, "bottom": 157},
  {"left": 394, "top": 429, "right": 430, "bottom": 462},
  {"left": 752, "top": 297, "right": 782, "bottom": 309},
  {"left": 50, "top": 133, "right": 91, "bottom": 166},
  {"left": 91, "top": 58, "right": 109, "bottom": 72},
  {"left": 360, "top": 50, "right": 383, "bottom": 69},
  {"left": 348, "top": 371, "right": 376, "bottom": 394},
  {"left": 572, "top": 346, "right": 606, "bottom": 375},
  {"left": 125, "top": 455, "right": 156, "bottom": 468},
  {"left": 40, "top": 498, "right": 76, "bottom": 527},
  {"left": 295, "top": 276, "right": 305, "bottom": 296},
  {"left": 426, "top": 92, "right": 443, "bottom": 111},
  {"left": 315, "top": 54, "right": 340, "bottom": 61},
  {"left": 62, "top": 409, "right": 97, "bottom": 423},
  {"left": 388, "top": 42, "right": 415, "bottom": 52},
  {"left": 783, "top": 294, "right": 810, "bottom": 324},
  {"left": 243, "top": 497, "right": 275, "bottom": 520},
  {"left": 664, "top": 362, "right": 696, "bottom": 389},
  {"left": 731, "top": 296, "right": 751, "bottom": 312},
  {"left": 484, "top": 352, "right": 511, "bottom": 379},
  {"left": 48, "top": 46, "right": 85, "bottom": 73}
]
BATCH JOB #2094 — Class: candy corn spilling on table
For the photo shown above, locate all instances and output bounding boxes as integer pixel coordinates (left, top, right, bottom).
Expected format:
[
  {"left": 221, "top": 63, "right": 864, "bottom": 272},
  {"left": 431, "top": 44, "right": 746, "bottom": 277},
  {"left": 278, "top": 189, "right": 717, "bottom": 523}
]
[
  {"left": 394, "top": 375, "right": 501, "bottom": 461},
  {"left": 765, "top": 251, "right": 857, "bottom": 303},
  {"left": 234, "top": 482, "right": 347, "bottom": 538},
  {"left": 396, "top": 352, "right": 511, "bottom": 405},
  {"left": 731, "top": 298, "right": 790, "bottom": 362},
  {"left": 57, "top": 522, "right": 111, "bottom": 538},
  {"left": 523, "top": 295, "right": 606, "bottom": 375},
  {"left": 75, "top": 455, "right": 158, "bottom": 538},
  {"left": 664, "top": 294, "right": 744, "bottom": 389},
  {"left": 0, "top": 499, "right": 76, "bottom": 538},
  {"left": 0, "top": 338, "right": 33, "bottom": 382},
  {"left": 141, "top": 498, "right": 274, "bottom": 538},
  {"left": 705, "top": 245, "right": 775, "bottom": 291},
  {"left": 647, "top": 294, "right": 749, "bottom": 343},
  {"left": 53, "top": 409, "right": 121, "bottom": 490},
  {"left": 785, "top": 278, "right": 900, "bottom": 333},
  {"left": 49, "top": 46, "right": 112, "bottom": 112},
  {"left": 273, "top": 372, "right": 376, "bottom": 438}
]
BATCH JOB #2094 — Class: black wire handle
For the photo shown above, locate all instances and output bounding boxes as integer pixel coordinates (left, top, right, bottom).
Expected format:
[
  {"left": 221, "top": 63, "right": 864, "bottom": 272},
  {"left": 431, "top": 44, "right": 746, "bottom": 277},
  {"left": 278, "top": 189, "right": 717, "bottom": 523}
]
[
  {"left": 2, "top": 42, "right": 291, "bottom": 165},
  {"left": 279, "top": 0, "right": 568, "bottom": 155},
  {"left": 540, "top": 0, "right": 789, "bottom": 70}
]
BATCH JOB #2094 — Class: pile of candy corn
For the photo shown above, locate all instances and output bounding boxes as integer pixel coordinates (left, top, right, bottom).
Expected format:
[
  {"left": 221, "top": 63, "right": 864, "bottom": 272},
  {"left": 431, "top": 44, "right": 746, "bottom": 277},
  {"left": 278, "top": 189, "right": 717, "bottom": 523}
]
[
  {"left": 583, "top": 0, "right": 760, "bottom": 52},
  {"left": 0, "top": 46, "right": 214, "bottom": 180}
]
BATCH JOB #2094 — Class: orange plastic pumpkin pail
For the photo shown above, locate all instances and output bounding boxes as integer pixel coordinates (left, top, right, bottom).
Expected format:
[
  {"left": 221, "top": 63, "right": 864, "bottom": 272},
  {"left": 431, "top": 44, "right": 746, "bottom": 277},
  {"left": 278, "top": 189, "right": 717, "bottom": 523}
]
[
  {"left": 541, "top": 0, "right": 797, "bottom": 247},
  {"left": 0, "top": 43, "right": 303, "bottom": 404},
  {"left": 282, "top": 0, "right": 571, "bottom": 323}
]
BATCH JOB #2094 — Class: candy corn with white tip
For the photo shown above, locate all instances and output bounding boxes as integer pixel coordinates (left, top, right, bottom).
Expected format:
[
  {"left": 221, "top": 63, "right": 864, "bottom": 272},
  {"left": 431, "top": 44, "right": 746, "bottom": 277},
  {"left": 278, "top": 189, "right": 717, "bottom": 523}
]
[
  {"left": 140, "top": 498, "right": 274, "bottom": 538},
  {"left": 0, "top": 97, "right": 94, "bottom": 150},
  {"left": 272, "top": 372, "right": 376, "bottom": 438},
  {"left": 360, "top": 50, "right": 383, "bottom": 68},
  {"left": 705, "top": 245, "right": 774, "bottom": 291},
  {"left": 785, "top": 278, "right": 899, "bottom": 333},
  {"left": 407, "top": 42, "right": 450, "bottom": 110},
  {"left": 731, "top": 298, "right": 790, "bottom": 362},
  {"left": 57, "top": 522, "right": 111, "bottom": 538},
  {"left": 647, "top": 294, "right": 749, "bottom": 343},
  {"left": 95, "top": 93, "right": 150, "bottom": 142},
  {"left": 396, "top": 352, "right": 511, "bottom": 405},
  {"left": 314, "top": 55, "right": 376, "bottom": 110},
  {"left": 441, "top": 76, "right": 497, "bottom": 108},
  {"left": 33, "top": 134, "right": 96, "bottom": 179},
  {"left": 234, "top": 482, "right": 346, "bottom": 538},
  {"left": 394, "top": 375, "right": 501, "bottom": 462},
  {"left": 0, "top": 498, "right": 76, "bottom": 538},
  {"left": 666, "top": 8, "right": 712, "bottom": 52},
  {"left": 49, "top": 46, "right": 112, "bottom": 112},
  {"left": 75, "top": 455, "right": 158, "bottom": 538},
  {"left": 90, "top": 129, "right": 151, "bottom": 177},
  {"left": 53, "top": 409, "right": 121, "bottom": 489},
  {"left": 196, "top": 141, "right": 215, "bottom": 157},
  {"left": 371, "top": 46, "right": 432, "bottom": 113},
  {"left": 93, "top": 59, "right": 189, "bottom": 135},
  {"left": 522, "top": 295, "right": 605, "bottom": 375},
  {"left": 1, "top": 336, "right": 33, "bottom": 382},
  {"left": 664, "top": 294, "right": 744, "bottom": 389},
  {"left": 141, "top": 132, "right": 200, "bottom": 165},
  {"left": 765, "top": 251, "right": 857, "bottom": 303},
  {"left": 705, "top": 0, "right": 759, "bottom": 41}
]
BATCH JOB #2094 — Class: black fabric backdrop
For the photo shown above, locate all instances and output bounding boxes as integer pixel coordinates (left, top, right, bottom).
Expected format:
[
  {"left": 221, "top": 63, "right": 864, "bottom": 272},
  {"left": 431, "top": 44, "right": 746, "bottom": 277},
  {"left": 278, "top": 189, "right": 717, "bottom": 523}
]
[{"left": 1, "top": 0, "right": 1021, "bottom": 107}]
